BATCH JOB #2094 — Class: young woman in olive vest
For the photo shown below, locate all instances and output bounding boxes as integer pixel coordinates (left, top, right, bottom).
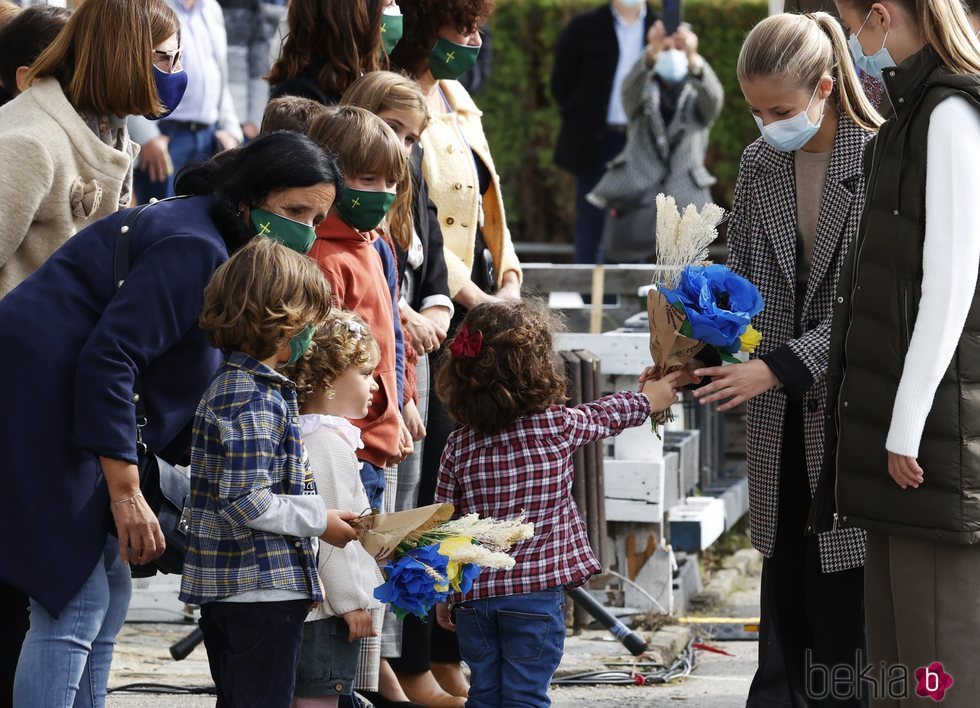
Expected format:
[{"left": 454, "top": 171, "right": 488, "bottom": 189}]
[
  {"left": 805, "top": 0, "right": 980, "bottom": 701},
  {"left": 691, "top": 13, "right": 882, "bottom": 705}
]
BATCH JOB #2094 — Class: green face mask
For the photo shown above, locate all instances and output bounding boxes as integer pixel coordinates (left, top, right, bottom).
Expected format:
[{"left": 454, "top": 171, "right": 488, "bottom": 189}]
[
  {"left": 429, "top": 37, "right": 481, "bottom": 80},
  {"left": 336, "top": 188, "right": 396, "bottom": 232},
  {"left": 251, "top": 207, "right": 317, "bottom": 254},
  {"left": 381, "top": 13, "right": 403, "bottom": 55},
  {"left": 288, "top": 323, "right": 315, "bottom": 366}
]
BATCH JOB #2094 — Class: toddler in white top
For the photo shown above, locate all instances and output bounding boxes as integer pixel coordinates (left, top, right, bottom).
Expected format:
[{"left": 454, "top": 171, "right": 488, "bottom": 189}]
[{"left": 286, "top": 311, "right": 385, "bottom": 707}]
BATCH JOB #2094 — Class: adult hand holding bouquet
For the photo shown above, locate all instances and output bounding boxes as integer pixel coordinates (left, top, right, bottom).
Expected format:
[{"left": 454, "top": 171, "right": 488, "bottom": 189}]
[{"left": 647, "top": 195, "right": 765, "bottom": 423}]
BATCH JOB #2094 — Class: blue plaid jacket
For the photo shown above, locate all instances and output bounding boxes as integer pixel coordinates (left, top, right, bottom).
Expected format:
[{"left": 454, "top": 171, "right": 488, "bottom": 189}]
[{"left": 179, "top": 352, "right": 322, "bottom": 605}]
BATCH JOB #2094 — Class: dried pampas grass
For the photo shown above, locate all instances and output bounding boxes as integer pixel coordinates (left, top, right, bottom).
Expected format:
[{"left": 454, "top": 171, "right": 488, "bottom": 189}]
[{"left": 654, "top": 194, "right": 725, "bottom": 287}]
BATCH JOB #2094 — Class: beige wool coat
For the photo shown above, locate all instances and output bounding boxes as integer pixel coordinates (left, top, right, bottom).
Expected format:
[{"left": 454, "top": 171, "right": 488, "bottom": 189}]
[
  {"left": 0, "top": 78, "right": 137, "bottom": 297},
  {"left": 419, "top": 80, "right": 521, "bottom": 297}
]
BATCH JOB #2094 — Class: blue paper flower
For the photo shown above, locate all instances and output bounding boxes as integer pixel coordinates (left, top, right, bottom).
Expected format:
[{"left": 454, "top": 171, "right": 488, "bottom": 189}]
[
  {"left": 373, "top": 544, "right": 450, "bottom": 619},
  {"left": 456, "top": 563, "right": 482, "bottom": 595},
  {"left": 660, "top": 265, "right": 764, "bottom": 350}
]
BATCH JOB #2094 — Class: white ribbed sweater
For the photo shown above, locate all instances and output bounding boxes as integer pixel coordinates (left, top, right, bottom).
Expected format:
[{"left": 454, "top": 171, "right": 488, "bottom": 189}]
[
  {"left": 886, "top": 96, "right": 980, "bottom": 457},
  {"left": 301, "top": 420, "right": 383, "bottom": 621}
]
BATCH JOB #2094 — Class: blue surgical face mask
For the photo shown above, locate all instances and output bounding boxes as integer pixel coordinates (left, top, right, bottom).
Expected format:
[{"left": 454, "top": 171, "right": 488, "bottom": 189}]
[
  {"left": 752, "top": 84, "right": 825, "bottom": 152},
  {"left": 847, "top": 9, "right": 895, "bottom": 80},
  {"left": 147, "top": 66, "right": 188, "bottom": 120},
  {"left": 655, "top": 49, "right": 689, "bottom": 84}
]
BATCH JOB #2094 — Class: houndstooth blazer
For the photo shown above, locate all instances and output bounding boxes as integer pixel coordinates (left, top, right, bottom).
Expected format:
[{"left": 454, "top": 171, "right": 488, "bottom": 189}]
[{"left": 726, "top": 117, "right": 869, "bottom": 573}]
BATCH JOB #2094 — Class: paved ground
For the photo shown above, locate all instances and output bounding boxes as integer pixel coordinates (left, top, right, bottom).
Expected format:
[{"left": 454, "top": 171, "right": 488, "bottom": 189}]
[{"left": 107, "top": 553, "right": 763, "bottom": 707}]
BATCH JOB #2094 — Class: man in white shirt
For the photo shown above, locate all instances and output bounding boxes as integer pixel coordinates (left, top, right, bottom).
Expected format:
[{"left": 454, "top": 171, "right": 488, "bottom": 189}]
[
  {"left": 131, "top": 0, "right": 243, "bottom": 201},
  {"left": 551, "top": 0, "right": 656, "bottom": 264}
]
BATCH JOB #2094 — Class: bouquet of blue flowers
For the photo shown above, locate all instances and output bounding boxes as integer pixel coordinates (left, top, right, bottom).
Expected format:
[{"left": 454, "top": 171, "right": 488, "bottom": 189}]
[
  {"left": 656, "top": 264, "right": 764, "bottom": 363},
  {"left": 647, "top": 195, "right": 765, "bottom": 372},
  {"left": 372, "top": 512, "right": 534, "bottom": 619}
]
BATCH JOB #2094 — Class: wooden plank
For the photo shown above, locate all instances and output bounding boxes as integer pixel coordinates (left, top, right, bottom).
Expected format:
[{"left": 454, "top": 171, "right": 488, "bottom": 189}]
[
  {"left": 604, "top": 460, "right": 664, "bottom": 504},
  {"left": 560, "top": 351, "right": 587, "bottom": 525},
  {"left": 576, "top": 351, "right": 601, "bottom": 556},
  {"left": 589, "top": 266, "right": 605, "bottom": 334},
  {"left": 521, "top": 263, "right": 671, "bottom": 294},
  {"left": 587, "top": 351, "right": 609, "bottom": 564},
  {"left": 667, "top": 497, "right": 726, "bottom": 551},
  {"left": 606, "top": 499, "right": 663, "bottom": 524},
  {"left": 557, "top": 333, "right": 649, "bottom": 375}
]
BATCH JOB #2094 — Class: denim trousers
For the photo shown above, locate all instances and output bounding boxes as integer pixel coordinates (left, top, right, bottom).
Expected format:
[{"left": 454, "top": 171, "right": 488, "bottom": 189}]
[
  {"left": 133, "top": 121, "right": 217, "bottom": 201},
  {"left": 454, "top": 589, "right": 565, "bottom": 707},
  {"left": 359, "top": 461, "right": 385, "bottom": 512},
  {"left": 13, "top": 536, "right": 131, "bottom": 708}
]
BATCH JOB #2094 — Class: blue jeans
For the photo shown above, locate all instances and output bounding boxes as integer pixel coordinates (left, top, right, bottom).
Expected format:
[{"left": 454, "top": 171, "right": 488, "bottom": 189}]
[
  {"left": 133, "top": 121, "right": 217, "bottom": 201},
  {"left": 454, "top": 589, "right": 565, "bottom": 707},
  {"left": 13, "top": 536, "right": 131, "bottom": 708},
  {"left": 360, "top": 461, "right": 385, "bottom": 512},
  {"left": 573, "top": 128, "right": 627, "bottom": 264}
]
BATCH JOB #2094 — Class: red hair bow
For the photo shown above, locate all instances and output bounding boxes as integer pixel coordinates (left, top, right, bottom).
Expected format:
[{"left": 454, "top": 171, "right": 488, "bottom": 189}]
[{"left": 450, "top": 325, "right": 483, "bottom": 359}]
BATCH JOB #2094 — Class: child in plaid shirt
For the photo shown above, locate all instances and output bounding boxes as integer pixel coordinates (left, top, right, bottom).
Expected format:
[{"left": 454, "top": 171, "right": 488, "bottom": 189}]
[
  {"left": 179, "top": 239, "right": 360, "bottom": 708},
  {"left": 432, "top": 300, "right": 689, "bottom": 708}
]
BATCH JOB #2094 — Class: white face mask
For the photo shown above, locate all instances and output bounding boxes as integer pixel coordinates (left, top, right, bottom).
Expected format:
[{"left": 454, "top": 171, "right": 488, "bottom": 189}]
[
  {"left": 655, "top": 49, "right": 689, "bottom": 84},
  {"left": 847, "top": 9, "right": 896, "bottom": 80},
  {"left": 752, "top": 84, "right": 825, "bottom": 152}
]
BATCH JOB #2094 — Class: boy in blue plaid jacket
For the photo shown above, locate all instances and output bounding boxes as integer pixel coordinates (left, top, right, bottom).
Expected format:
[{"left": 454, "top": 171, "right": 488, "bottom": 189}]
[{"left": 179, "top": 239, "right": 360, "bottom": 708}]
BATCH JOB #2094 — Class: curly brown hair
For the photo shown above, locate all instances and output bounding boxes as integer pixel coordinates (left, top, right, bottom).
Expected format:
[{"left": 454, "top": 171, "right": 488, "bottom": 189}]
[
  {"left": 389, "top": 0, "right": 494, "bottom": 79},
  {"left": 199, "top": 238, "right": 333, "bottom": 360},
  {"left": 435, "top": 300, "right": 566, "bottom": 435},
  {"left": 285, "top": 311, "right": 380, "bottom": 405}
]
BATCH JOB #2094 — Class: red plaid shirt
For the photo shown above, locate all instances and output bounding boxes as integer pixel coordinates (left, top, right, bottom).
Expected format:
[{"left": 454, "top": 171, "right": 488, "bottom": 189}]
[{"left": 435, "top": 391, "right": 652, "bottom": 602}]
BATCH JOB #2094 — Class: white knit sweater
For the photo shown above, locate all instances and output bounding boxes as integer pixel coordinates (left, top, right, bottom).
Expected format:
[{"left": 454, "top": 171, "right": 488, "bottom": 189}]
[
  {"left": 300, "top": 415, "right": 384, "bottom": 622},
  {"left": 886, "top": 96, "right": 980, "bottom": 457}
]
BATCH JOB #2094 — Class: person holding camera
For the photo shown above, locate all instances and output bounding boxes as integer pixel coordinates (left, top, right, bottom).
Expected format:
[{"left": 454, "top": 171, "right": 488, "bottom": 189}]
[
  {"left": 587, "top": 20, "right": 723, "bottom": 263},
  {"left": 551, "top": 0, "right": 657, "bottom": 264}
]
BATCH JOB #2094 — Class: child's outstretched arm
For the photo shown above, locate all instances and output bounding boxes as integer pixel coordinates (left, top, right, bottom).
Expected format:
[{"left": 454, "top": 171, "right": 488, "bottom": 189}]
[{"left": 565, "top": 389, "right": 659, "bottom": 448}]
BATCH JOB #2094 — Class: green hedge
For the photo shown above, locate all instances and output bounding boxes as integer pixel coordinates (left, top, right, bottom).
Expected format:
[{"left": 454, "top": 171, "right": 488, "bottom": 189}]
[{"left": 481, "top": 0, "right": 768, "bottom": 247}]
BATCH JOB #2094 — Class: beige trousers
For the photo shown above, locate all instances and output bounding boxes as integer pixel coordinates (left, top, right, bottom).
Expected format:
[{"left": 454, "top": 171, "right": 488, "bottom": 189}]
[{"left": 865, "top": 530, "right": 980, "bottom": 707}]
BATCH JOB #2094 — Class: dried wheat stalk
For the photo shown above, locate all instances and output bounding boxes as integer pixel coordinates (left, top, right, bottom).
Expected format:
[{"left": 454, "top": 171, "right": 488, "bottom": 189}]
[{"left": 653, "top": 193, "right": 725, "bottom": 288}]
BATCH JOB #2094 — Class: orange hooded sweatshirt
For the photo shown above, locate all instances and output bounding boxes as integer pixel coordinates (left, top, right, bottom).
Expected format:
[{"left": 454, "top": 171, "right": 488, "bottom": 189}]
[{"left": 310, "top": 213, "right": 399, "bottom": 468}]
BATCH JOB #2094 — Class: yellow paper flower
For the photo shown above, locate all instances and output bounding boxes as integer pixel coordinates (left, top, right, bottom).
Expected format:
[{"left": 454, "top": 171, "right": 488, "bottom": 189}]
[
  {"left": 739, "top": 325, "right": 762, "bottom": 353},
  {"left": 438, "top": 536, "right": 474, "bottom": 591}
]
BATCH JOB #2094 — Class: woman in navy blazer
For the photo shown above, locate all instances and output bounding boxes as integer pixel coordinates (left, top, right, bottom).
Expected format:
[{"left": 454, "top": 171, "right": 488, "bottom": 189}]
[{"left": 0, "top": 131, "right": 341, "bottom": 707}]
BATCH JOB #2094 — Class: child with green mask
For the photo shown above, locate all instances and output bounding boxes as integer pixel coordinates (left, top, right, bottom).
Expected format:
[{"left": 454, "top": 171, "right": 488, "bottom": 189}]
[
  {"left": 307, "top": 106, "right": 416, "bottom": 515},
  {"left": 181, "top": 238, "right": 361, "bottom": 707}
]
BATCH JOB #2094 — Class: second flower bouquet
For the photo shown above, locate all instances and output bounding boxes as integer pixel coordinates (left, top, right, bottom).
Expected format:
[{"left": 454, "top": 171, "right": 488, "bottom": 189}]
[{"left": 355, "top": 506, "right": 534, "bottom": 619}]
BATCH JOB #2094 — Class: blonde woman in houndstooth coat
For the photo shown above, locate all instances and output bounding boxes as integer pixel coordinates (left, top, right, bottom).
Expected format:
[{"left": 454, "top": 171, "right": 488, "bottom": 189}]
[{"left": 690, "top": 14, "right": 882, "bottom": 707}]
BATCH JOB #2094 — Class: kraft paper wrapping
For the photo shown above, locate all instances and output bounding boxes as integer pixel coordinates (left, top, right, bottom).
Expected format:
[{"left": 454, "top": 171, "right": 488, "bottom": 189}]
[
  {"left": 648, "top": 288, "right": 705, "bottom": 373},
  {"left": 350, "top": 503, "right": 455, "bottom": 561}
]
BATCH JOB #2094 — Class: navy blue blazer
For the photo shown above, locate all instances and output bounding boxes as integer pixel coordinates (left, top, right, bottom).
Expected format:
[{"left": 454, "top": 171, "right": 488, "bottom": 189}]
[{"left": 0, "top": 196, "right": 228, "bottom": 615}]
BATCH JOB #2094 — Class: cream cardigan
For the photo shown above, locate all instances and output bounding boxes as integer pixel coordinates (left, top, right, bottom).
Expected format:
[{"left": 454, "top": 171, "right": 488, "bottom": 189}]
[
  {"left": 419, "top": 80, "right": 522, "bottom": 297},
  {"left": 0, "top": 78, "right": 136, "bottom": 297}
]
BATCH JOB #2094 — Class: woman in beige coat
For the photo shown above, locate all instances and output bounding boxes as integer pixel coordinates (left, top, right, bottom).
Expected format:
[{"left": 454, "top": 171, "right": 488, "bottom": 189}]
[{"left": 0, "top": 0, "right": 184, "bottom": 299}]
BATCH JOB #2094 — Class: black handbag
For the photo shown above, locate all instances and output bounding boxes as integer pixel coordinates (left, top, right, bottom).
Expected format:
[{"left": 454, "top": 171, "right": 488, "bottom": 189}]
[{"left": 105, "top": 202, "right": 192, "bottom": 577}]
